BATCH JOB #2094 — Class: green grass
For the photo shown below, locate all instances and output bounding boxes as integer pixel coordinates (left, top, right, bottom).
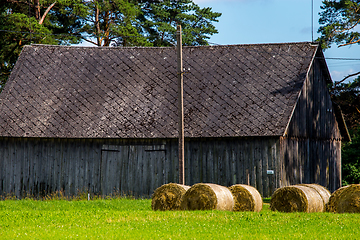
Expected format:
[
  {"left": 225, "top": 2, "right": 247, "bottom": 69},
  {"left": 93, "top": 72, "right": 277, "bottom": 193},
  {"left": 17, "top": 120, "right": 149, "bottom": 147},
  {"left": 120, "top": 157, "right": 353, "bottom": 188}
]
[{"left": 0, "top": 199, "right": 359, "bottom": 239}]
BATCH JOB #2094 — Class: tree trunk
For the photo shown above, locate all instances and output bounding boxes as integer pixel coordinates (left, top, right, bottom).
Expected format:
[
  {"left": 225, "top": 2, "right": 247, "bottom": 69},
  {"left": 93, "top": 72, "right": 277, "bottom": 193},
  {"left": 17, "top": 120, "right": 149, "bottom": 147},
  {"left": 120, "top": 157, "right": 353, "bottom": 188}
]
[
  {"left": 34, "top": 0, "right": 40, "bottom": 20},
  {"left": 95, "top": 4, "right": 102, "bottom": 46},
  {"left": 103, "top": 10, "right": 111, "bottom": 46}
]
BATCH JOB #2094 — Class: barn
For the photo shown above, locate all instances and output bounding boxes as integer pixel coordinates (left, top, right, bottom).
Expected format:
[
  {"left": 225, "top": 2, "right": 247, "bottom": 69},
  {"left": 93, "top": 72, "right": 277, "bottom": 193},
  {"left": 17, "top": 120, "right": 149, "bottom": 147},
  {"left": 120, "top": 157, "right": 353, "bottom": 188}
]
[{"left": 0, "top": 42, "right": 350, "bottom": 198}]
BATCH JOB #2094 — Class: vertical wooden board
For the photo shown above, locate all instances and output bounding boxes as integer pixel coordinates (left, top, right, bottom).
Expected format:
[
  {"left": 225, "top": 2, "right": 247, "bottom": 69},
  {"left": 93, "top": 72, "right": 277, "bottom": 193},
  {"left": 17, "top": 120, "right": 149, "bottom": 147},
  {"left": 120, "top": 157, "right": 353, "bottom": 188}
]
[
  {"left": 145, "top": 148, "right": 154, "bottom": 195},
  {"left": 44, "top": 140, "right": 50, "bottom": 194},
  {"left": 279, "top": 137, "right": 286, "bottom": 187},
  {"left": 59, "top": 139, "right": 66, "bottom": 194},
  {"left": 238, "top": 140, "right": 245, "bottom": 184},
  {"left": 107, "top": 149, "right": 114, "bottom": 195},
  {"left": 254, "top": 140, "right": 262, "bottom": 195},
  {"left": 78, "top": 139, "right": 85, "bottom": 193},
  {"left": 197, "top": 141, "right": 204, "bottom": 183},
  {"left": 188, "top": 141, "right": 198, "bottom": 185},
  {"left": 217, "top": 141, "right": 224, "bottom": 186},
  {"left": 138, "top": 144, "right": 147, "bottom": 196},
  {"left": 214, "top": 141, "right": 222, "bottom": 185},
  {"left": 331, "top": 140, "right": 340, "bottom": 192},
  {"left": 0, "top": 139, "right": 5, "bottom": 194},
  {"left": 141, "top": 145, "right": 150, "bottom": 196},
  {"left": 27, "top": 139, "right": 34, "bottom": 196},
  {"left": 94, "top": 140, "right": 102, "bottom": 195},
  {"left": 229, "top": 142, "right": 236, "bottom": 186},
  {"left": 295, "top": 139, "right": 300, "bottom": 183},
  {"left": 163, "top": 141, "right": 170, "bottom": 185},
  {"left": 160, "top": 145, "right": 166, "bottom": 190},
  {"left": 14, "top": 139, "right": 22, "bottom": 197},
  {"left": 224, "top": 142, "right": 232, "bottom": 186},
  {"left": 6, "top": 138, "right": 11, "bottom": 194},
  {"left": 168, "top": 140, "right": 178, "bottom": 184},
  {"left": 73, "top": 140, "right": 80, "bottom": 195},
  {"left": 244, "top": 140, "right": 251, "bottom": 185},
  {"left": 158, "top": 147, "right": 167, "bottom": 194},
  {"left": 89, "top": 140, "right": 96, "bottom": 193},
  {"left": 322, "top": 141, "right": 329, "bottom": 188},
  {"left": 31, "top": 138, "right": 38, "bottom": 196},
  {"left": 127, "top": 145, "right": 135, "bottom": 195},
  {"left": 262, "top": 141, "right": 269, "bottom": 197},
  {"left": 68, "top": 140, "right": 76, "bottom": 196},
  {"left": 90, "top": 140, "right": 99, "bottom": 195},
  {"left": 47, "top": 139, "right": 54, "bottom": 193},
  {"left": 145, "top": 146, "right": 153, "bottom": 196},
  {"left": 314, "top": 141, "right": 320, "bottom": 184},
  {"left": 7, "top": 138, "right": 14, "bottom": 194},
  {"left": 83, "top": 141, "right": 90, "bottom": 193},
  {"left": 267, "top": 140, "right": 276, "bottom": 196},
  {"left": 100, "top": 149, "right": 107, "bottom": 195},
  {"left": 65, "top": 140, "right": 72, "bottom": 196},
  {"left": 53, "top": 139, "right": 61, "bottom": 192},
  {"left": 213, "top": 141, "right": 219, "bottom": 184},
  {"left": 249, "top": 141, "right": 256, "bottom": 188},
  {"left": 134, "top": 144, "right": 142, "bottom": 196},
  {"left": 304, "top": 139, "right": 310, "bottom": 183}
]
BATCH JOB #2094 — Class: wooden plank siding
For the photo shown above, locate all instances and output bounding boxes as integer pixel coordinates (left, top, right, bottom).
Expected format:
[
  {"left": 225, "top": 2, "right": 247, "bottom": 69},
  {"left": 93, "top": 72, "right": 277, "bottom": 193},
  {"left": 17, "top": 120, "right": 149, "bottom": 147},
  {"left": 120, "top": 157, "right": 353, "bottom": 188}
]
[
  {"left": 0, "top": 137, "right": 281, "bottom": 198},
  {"left": 281, "top": 55, "right": 342, "bottom": 193}
]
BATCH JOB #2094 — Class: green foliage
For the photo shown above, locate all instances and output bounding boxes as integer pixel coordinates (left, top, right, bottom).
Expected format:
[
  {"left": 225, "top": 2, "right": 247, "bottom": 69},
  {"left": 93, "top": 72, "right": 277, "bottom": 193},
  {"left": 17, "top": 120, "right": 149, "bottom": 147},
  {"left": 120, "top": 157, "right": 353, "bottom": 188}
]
[
  {"left": 330, "top": 76, "right": 360, "bottom": 131},
  {"left": 0, "top": 0, "right": 83, "bottom": 91},
  {"left": 318, "top": 0, "right": 360, "bottom": 49},
  {"left": 0, "top": 199, "right": 360, "bottom": 239},
  {"left": 70, "top": 0, "right": 149, "bottom": 46},
  {"left": 137, "top": 0, "right": 221, "bottom": 46},
  {"left": 342, "top": 125, "right": 360, "bottom": 185}
]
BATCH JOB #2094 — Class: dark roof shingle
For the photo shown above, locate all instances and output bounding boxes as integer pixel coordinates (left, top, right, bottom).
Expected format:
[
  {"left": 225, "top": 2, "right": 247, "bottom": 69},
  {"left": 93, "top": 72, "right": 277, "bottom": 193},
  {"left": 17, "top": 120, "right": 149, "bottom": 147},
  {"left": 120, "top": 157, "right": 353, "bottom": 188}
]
[{"left": 0, "top": 42, "right": 318, "bottom": 138}]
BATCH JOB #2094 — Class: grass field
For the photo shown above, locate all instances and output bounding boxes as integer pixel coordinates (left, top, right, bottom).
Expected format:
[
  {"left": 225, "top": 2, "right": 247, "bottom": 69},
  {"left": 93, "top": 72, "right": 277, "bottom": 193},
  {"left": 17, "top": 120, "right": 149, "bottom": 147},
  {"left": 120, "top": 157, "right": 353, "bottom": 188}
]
[{"left": 0, "top": 198, "right": 359, "bottom": 239}]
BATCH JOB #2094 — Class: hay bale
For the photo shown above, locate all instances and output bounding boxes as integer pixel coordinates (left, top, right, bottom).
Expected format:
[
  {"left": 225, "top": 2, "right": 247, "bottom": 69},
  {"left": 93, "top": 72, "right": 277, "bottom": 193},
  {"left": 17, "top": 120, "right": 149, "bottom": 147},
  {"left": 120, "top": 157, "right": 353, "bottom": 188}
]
[
  {"left": 299, "top": 184, "right": 331, "bottom": 206},
  {"left": 180, "top": 183, "right": 234, "bottom": 211},
  {"left": 228, "top": 184, "right": 263, "bottom": 212},
  {"left": 151, "top": 183, "right": 190, "bottom": 211},
  {"left": 270, "top": 185, "right": 325, "bottom": 212},
  {"left": 326, "top": 185, "right": 351, "bottom": 213},
  {"left": 335, "top": 184, "right": 360, "bottom": 213}
]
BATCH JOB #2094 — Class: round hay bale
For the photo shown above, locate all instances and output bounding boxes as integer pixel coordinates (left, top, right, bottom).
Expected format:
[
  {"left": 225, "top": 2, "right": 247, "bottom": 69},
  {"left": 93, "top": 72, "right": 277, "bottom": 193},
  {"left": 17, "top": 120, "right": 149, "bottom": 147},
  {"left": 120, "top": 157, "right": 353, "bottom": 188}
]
[
  {"left": 180, "top": 183, "right": 234, "bottom": 211},
  {"left": 299, "top": 184, "right": 331, "bottom": 206},
  {"left": 151, "top": 183, "right": 190, "bottom": 211},
  {"left": 270, "top": 185, "right": 324, "bottom": 212},
  {"left": 336, "top": 184, "right": 360, "bottom": 213},
  {"left": 326, "top": 185, "right": 351, "bottom": 213},
  {"left": 228, "top": 184, "right": 263, "bottom": 212}
]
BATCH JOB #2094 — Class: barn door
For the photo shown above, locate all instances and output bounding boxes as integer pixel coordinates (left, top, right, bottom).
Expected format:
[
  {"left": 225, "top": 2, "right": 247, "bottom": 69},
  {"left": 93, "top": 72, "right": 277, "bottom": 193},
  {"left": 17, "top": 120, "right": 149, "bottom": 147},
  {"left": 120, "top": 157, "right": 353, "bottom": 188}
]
[
  {"left": 100, "top": 144, "right": 166, "bottom": 197},
  {"left": 101, "top": 145, "right": 123, "bottom": 196}
]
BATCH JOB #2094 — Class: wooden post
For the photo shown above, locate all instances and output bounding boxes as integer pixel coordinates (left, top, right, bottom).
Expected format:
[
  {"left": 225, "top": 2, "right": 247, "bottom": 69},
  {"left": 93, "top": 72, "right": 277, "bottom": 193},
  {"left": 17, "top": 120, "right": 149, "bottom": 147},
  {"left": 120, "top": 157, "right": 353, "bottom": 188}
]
[{"left": 177, "top": 25, "right": 185, "bottom": 185}]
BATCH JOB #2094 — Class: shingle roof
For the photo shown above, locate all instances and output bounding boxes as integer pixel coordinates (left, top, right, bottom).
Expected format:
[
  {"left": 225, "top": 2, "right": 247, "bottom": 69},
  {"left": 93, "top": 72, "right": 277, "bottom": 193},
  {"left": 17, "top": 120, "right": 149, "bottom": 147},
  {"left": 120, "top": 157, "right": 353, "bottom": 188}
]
[{"left": 0, "top": 42, "right": 319, "bottom": 138}]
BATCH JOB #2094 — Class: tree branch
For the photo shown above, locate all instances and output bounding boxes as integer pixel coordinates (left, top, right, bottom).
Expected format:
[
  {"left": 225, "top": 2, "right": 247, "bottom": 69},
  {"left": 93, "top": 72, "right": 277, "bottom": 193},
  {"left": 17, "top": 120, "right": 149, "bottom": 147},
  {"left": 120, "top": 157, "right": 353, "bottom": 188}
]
[
  {"left": 39, "top": 1, "right": 57, "bottom": 25},
  {"left": 80, "top": 37, "right": 98, "bottom": 46},
  {"left": 334, "top": 71, "right": 360, "bottom": 86},
  {"left": 338, "top": 38, "right": 360, "bottom": 47},
  {"left": 333, "top": 18, "right": 360, "bottom": 34}
]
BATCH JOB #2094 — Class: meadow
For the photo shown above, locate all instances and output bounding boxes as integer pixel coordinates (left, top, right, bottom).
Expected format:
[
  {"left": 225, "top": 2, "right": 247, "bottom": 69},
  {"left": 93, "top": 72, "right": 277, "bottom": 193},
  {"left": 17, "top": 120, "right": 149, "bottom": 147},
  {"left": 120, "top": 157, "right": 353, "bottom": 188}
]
[{"left": 0, "top": 197, "right": 359, "bottom": 239}]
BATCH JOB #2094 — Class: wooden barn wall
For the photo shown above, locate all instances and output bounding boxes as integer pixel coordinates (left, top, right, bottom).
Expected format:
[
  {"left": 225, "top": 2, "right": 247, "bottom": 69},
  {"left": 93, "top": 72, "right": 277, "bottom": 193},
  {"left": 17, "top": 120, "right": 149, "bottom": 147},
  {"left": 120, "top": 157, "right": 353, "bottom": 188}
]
[
  {"left": 282, "top": 54, "right": 342, "bottom": 192},
  {"left": 0, "top": 136, "right": 280, "bottom": 198}
]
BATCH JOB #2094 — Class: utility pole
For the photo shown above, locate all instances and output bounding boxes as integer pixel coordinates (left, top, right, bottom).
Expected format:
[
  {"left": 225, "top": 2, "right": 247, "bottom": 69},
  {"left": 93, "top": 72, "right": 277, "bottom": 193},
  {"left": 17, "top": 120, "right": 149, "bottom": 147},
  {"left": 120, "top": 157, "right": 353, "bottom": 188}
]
[{"left": 177, "top": 25, "right": 185, "bottom": 185}]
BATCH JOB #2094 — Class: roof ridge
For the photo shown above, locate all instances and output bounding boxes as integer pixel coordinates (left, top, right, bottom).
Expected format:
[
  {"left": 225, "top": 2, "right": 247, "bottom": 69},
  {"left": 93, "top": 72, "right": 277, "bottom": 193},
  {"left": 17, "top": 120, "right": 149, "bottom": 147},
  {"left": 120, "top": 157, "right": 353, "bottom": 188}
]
[{"left": 27, "top": 41, "right": 316, "bottom": 50}]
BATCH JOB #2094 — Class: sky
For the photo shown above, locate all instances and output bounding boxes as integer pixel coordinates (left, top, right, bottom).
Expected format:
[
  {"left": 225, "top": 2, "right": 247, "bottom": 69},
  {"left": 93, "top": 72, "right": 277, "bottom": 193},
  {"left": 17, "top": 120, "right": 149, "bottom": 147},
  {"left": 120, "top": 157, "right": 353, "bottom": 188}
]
[{"left": 192, "top": 0, "right": 360, "bottom": 83}]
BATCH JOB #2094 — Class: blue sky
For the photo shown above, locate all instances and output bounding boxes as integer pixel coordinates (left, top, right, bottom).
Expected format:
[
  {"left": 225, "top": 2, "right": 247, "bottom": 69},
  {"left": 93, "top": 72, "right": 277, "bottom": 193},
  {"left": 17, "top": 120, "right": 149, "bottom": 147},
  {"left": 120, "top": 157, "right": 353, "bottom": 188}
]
[{"left": 193, "top": 0, "right": 360, "bottom": 83}]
